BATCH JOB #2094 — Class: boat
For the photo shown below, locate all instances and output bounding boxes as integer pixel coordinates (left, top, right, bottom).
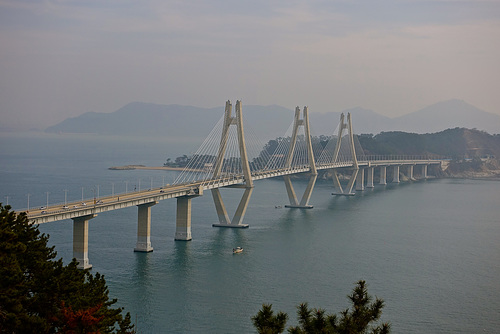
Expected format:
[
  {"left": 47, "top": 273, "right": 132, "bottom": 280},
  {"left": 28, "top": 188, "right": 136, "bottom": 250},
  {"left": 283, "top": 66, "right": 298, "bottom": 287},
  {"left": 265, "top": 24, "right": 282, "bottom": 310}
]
[{"left": 233, "top": 247, "right": 243, "bottom": 254}]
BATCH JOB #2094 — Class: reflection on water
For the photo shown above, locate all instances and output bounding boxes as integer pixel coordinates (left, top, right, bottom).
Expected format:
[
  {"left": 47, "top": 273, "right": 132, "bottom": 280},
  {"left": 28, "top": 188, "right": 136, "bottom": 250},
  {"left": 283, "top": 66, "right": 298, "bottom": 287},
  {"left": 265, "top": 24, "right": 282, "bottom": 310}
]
[{"left": 172, "top": 241, "right": 193, "bottom": 273}]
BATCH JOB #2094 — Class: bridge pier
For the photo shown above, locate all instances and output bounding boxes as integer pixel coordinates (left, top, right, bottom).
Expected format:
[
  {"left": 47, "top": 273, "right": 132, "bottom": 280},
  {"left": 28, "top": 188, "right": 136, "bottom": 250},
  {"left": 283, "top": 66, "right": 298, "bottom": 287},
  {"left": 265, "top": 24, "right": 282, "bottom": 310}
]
[
  {"left": 421, "top": 164, "right": 428, "bottom": 179},
  {"left": 393, "top": 165, "right": 400, "bottom": 183},
  {"left": 134, "top": 201, "right": 157, "bottom": 252},
  {"left": 355, "top": 168, "right": 365, "bottom": 191},
  {"left": 366, "top": 167, "right": 374, "bottom": 188},
  {"left": 379, "top": 166, "right": 387, "bottom": 185},
  {"left": 72, "top": 214, "right": 96, "bottom": 270},
  {"left": 284, "top": 174, "right": 317, "bottom": 209},
  {"left": 211, "top": 187, "right": 252, "bottom": 227},
  {"left": 332, "top": 170, "right": 344, "bottom": 194},
  {"left": 175, "top": 196, "right": 196, "bottom": 241},
  {"left": 332, "top": 168, "right": 358, "bottom": 196},
  {"left": 408, "top": 165, "right": 415, "bottom": 180}
]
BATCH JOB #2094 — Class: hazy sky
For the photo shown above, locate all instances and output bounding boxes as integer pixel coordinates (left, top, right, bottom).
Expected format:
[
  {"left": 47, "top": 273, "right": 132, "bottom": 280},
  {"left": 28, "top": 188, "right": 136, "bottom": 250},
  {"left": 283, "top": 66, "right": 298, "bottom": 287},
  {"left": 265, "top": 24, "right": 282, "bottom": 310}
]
[{"left": 1, "top": 0, "right": 500, "bottom": 129}]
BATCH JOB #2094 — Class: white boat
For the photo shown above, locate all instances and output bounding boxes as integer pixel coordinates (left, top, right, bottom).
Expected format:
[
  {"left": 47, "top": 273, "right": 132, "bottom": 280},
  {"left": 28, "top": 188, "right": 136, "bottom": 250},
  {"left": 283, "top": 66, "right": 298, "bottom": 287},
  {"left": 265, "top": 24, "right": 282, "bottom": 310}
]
[{"left": 233, "top": 247, "right": 243, "bottom": 254}]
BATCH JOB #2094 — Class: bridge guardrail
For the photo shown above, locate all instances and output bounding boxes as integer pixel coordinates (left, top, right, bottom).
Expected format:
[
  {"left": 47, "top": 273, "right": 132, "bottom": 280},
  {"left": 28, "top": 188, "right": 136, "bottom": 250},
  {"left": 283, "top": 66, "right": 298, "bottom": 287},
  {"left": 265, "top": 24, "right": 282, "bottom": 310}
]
[
  {"left": 360, "top": 155, "right": 444, "bottom": 161},
  {"left": 22, "top": 184, "right": 199, "bottom": 217}
]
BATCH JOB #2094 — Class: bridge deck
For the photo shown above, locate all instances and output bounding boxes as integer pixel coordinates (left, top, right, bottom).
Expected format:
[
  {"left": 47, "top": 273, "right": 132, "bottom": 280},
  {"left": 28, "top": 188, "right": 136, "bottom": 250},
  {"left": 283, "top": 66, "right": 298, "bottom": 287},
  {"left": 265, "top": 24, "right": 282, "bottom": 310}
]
[{"left": 25, "top": 159, "right": 442, "bottom": 224}]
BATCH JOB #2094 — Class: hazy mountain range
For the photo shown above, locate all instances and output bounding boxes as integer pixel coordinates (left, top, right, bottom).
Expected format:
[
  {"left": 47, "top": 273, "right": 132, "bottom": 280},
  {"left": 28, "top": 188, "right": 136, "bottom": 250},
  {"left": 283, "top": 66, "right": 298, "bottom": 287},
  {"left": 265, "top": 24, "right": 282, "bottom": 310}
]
[{"left": 45, "top": 99, "right": 500, "bottom": 139}]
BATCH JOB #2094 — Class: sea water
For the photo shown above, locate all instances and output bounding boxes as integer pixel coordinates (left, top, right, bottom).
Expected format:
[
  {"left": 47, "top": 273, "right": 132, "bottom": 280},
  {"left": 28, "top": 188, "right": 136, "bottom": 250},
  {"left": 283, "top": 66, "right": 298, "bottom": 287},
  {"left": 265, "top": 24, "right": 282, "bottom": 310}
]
[{"left": 1, "top": 132, "right": 499, "bottom": 333}]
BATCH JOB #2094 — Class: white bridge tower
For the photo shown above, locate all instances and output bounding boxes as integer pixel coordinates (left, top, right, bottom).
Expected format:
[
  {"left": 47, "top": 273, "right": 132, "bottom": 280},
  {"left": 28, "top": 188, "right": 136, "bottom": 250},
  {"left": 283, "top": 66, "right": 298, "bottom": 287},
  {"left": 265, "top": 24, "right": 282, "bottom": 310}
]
[
  {"left": 331, "top": 113, "right": 359, "bottom": 196},
  {"left": 211, "top": 100, "right": 254, "bottom": 228},
  {"left": 283, "top": 106, "right": 318, "bottom": 208}
]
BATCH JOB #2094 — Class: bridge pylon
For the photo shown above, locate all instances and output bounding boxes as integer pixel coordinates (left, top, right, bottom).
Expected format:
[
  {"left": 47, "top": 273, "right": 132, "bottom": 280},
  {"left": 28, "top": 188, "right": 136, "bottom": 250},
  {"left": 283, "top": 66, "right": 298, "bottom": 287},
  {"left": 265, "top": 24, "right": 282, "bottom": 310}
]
[
  {"left": 331, "top": 113, "right": 359, "bottom": 196},
  {"left": 283, "top": 106, "right": 318, "bottom": 209},
  {"left": 211, "top": 100, "right": 253, "bottom": 228}
]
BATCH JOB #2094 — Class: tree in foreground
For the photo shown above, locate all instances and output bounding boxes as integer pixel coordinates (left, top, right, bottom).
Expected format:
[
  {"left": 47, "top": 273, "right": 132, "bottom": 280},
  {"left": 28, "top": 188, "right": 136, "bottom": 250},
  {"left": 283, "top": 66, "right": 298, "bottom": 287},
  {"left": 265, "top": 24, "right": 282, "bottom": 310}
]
[
  {"left": 253, "top": 280, "right": 390, "bottom": 334},
  {"left": 0, "top": 204, "right": 135, "bottom": 333},
  {"left": 252, "top": 303, "right": 288, "bottom": 334}
]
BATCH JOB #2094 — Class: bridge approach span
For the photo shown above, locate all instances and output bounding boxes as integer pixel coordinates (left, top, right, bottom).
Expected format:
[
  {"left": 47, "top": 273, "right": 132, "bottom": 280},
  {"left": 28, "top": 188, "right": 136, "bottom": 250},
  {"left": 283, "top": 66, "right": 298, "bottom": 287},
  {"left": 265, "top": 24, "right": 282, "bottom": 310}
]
[{"left": 26, "top": 158, "right": 440, "bottom": 225}]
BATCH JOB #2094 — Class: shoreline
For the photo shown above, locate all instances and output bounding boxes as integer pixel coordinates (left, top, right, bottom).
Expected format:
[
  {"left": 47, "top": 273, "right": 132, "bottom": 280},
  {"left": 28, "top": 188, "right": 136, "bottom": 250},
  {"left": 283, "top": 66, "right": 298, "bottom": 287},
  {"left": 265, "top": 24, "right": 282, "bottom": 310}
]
[{"left": 444, "top": 171, "right": 500, "bottom": 179}]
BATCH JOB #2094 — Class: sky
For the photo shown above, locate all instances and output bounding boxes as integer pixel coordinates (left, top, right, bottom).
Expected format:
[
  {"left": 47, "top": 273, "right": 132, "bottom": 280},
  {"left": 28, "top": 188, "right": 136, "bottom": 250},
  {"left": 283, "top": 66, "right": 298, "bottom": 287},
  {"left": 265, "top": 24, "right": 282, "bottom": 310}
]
[{"left": 1, "top": 0, "right": 500, "bottom": 129}]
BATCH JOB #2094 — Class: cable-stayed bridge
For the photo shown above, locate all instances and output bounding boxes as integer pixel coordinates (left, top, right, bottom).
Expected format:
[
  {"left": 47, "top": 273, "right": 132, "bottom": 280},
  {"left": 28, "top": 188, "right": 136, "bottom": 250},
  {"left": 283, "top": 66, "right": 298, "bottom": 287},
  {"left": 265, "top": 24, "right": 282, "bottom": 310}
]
[{"left": 23, "top": 100, "right": 443, "bottom": 269}]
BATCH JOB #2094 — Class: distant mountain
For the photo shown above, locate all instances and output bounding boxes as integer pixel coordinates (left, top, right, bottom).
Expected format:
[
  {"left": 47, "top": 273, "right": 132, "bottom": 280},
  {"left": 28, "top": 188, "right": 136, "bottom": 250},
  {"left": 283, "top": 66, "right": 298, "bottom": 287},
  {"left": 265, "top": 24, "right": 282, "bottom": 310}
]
[
  {"left": 390, "top": 99, "right": 500, "bottom": 134},
  {"left": 45, "top": 99, "right": 500, "bottom": 138},
  {"left": 45, "top": 102, "right": 294, "bottom": 140},
  {"left": 310, "top": 100, "right": 500, "bottom": 135},
  {"left": 46, "top": 102, "right": 221, "bottom": 137}
]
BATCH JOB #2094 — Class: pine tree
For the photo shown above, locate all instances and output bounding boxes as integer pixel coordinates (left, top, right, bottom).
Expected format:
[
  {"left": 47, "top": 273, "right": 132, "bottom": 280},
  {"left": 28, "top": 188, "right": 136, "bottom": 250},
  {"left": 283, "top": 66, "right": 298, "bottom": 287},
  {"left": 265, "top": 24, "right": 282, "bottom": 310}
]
[
  {"left": 252, "top": 280, "right": 390, "bottom": 334},
  {"left": 0, "top": 204, "right": 135, "bottom": 333},
  {"left": 252, "top": 303, "right": 288, "bottom": 334}
]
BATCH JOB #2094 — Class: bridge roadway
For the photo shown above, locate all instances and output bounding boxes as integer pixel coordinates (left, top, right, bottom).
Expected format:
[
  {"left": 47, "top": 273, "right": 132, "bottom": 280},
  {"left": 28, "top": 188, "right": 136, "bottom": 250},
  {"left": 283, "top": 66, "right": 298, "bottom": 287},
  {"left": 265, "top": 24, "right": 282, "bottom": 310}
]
[{"left": 26, "top": 158, "right": 441, "bottom": 225}]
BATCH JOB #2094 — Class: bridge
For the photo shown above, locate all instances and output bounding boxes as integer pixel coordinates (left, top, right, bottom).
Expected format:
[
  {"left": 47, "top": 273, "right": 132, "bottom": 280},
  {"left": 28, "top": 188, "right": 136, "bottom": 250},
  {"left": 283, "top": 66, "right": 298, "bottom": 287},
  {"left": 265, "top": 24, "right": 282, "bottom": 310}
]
[{"left": 23, "top": 100, "right": 443, "bottom": 269}]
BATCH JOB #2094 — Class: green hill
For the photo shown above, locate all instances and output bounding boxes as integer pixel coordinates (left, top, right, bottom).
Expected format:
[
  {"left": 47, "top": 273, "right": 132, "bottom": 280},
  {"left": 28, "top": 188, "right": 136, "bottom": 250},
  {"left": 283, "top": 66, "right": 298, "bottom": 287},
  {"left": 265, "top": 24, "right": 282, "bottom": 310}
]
[{"left": 358, "top": 128, "right": 500, "bottom": 159}]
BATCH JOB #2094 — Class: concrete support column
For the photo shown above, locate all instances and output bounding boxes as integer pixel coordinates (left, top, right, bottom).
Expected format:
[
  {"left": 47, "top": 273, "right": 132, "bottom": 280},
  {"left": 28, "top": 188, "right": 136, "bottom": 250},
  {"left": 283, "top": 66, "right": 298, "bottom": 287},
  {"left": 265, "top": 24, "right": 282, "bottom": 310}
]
[
  {"left": 72, "top": 214, "right": 96, "bottom": 270},
  {"left": 344, "top": 169, "right": 359, "bottom": 195},
  {"left": 379, "top": 166, "right": 387, "bottom": 185},
  {"left": 393, "top": 165, "right": 400, "bottom": 183},
  {"left": 298, "top": 174, "right": 317, "bottom": 207},
  {"left": 211, "top": 188, "right": 230, "bottom": 225},
  {"left": 332, "top": 170, "right": 344, "bottom": 194},
  {"left": 175, "top": 196, "right": 193, "bottom": 241},
  {"left": 422, "top": 164, "right": 428, "bottom": 179},
  {"left": 355, "top": 168, "right": 365, "bottom": 191},
  {"left": 366, "top": 167, "right": 374, "bottom": 188},
  {"left": 134, "top": 201, "right": 157, "bottom": 252},
  {"left": 211, "top": 187, "right": 251, "bottom": 227},
  {"left": 408, "top": 165, "right": 414, "bottom": 180},
  {"left": 283, "top": 175, "right": 299, "bottom": 206},
  {"left": 284, "top": 174, "right": 316, "bottom": 208}
]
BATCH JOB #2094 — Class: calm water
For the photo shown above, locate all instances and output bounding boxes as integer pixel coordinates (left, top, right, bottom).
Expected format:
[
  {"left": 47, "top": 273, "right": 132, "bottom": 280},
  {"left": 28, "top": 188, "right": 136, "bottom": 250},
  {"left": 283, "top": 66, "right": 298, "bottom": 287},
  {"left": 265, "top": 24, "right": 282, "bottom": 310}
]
[{"left": 1, "top": 132, "right": 499, "bottom": 333}]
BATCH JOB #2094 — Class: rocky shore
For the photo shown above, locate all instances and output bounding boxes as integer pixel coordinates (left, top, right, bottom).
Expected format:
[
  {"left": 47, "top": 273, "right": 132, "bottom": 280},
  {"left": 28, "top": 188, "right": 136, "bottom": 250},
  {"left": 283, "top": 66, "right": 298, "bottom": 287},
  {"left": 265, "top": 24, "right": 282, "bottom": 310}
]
[
  {"left": 443, "top": 158, "right": 500, "bottom": 179},
  {"left": 444, "top": 169, "right": 500, "bottom": 179}
]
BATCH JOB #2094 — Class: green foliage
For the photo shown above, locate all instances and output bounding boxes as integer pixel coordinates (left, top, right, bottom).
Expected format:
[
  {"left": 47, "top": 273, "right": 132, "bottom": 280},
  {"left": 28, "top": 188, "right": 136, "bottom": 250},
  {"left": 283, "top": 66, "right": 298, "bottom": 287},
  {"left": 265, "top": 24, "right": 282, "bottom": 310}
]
[
  {"left": 333, "top": 280, "right": 390, "bottom": 334},
  {"left": 252, "top": 281, "right": 390, "bottom": 334},
  {"left": 288, "top": 303, "right": 333, "bottom": 334},
  {"left": 164, "top": 154, "right": 191, "bottom": 167},
  {"left": 252, "top": 304, "right": 288, "bottom": 334},
  {"left": 424, "top": 128, "right": 469, "bottom": 158},
  {"left": 446, "top": 157, "right": 485, "bottom": 173},
  {"left": 0, "top": 204, "right": 135, "bottom": 333},
  {"left": 373, "top": 132, "right": 426, "bottom": 155},
  {"left": 345, "top": 128, "right": 500, "bottom": 158},
  {"left": 166, "top": 128, "right": 500, "bottom": 168}
]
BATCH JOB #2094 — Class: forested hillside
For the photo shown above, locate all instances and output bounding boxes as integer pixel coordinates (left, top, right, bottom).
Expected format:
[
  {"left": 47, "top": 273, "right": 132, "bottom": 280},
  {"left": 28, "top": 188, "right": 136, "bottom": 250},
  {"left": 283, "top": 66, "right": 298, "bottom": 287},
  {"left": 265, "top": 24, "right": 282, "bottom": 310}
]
[
  {"left": 161, "top": 127, "right": 500, "bottom": 178},
  {"left": 358, "top": 128, "right": 500, "bottom": 158}
]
